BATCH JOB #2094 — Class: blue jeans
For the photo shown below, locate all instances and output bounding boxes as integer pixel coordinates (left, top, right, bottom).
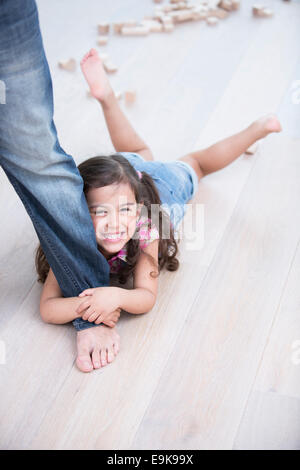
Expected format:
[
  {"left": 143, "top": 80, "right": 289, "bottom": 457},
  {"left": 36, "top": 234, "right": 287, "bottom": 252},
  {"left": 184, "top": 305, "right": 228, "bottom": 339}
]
[
  {"left": 120, "top": 153, "right": 199, "bottom": 229},
  {"left": 0, "top": 0, "right": 110, "bottom": 331}
]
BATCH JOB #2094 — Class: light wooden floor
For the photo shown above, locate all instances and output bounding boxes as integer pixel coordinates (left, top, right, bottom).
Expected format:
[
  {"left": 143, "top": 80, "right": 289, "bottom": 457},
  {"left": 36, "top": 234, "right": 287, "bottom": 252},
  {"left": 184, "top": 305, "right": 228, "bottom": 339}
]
[{"left": 0, "top": 0, "right": 300, "bottom": 450}]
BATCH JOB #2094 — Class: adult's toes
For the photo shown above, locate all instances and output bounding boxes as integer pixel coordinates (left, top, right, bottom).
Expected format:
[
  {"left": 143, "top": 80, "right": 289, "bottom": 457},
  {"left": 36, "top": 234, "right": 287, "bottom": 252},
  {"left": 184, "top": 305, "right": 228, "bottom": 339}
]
[
  {"left": 100, "top": 348, "right": 108, "bottom": 367},
  {"left": 107, "top": 348, "right": 115, "bottom": 363},
  {"left": 92, "top": 349, "right": 101, "bottom": 369},
  {"left": 76, "top": 355, "right": 93, "bottom": 373},
  {"left": 113, "top": 342, "right": 120, "bottom": 355}
]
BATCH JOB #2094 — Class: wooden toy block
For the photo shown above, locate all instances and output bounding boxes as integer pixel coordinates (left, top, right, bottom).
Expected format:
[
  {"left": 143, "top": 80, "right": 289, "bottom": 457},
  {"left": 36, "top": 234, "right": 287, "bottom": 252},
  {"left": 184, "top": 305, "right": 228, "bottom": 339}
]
[
  {"left": 208, "top": 7, "right": 229, "bottom": 18},
  {"left": 114, "top": 90, "right": 123, "bottom": 100},
  {"left": 206, "top": 16, "right": 219, "bottom": 25},
  {"left": 141, "top": 19, "right": 163, "bottom": 32},
  {"left": 113, "top": 20, "right": 138, "bottom": 34},
  {"left": 252, "top": 5, "right": 274, "bottom": 17},
  {"left": 164, "top": 22, "right": 175, "bottom": 32},
  {"left": 99, "top": 53, "right": 109, "bottom": 61},
  {"left": 123, "top": 19, "right": 139, "bottom": 27},
  {"left": 162, "top": 5, "right": 174, "bottom": 12},
  {"left": 124, "top": 90, "right": 136, "bottom": 105},
  {"left": 113, "top": 22, "right": 124, "bottom": 34},
  {"left": 121, "top": 25, "right": 150, "bottom": 36},
  {"left": 103, "top": 60, "right": 118, "bottom": 73},
  {"left": 231, "top": 0, "right": 240, "bottom": 10},
  {"left": 97, "top": 36, "right": 108, "bottom": 46},
  {"left": 169, "top": 9, "right": 195, "bottom": 22},
  {"left": 58, "top": 58, "right": 76, "bottom": 71},
  {"left": 97, "top": 23, "right": 110, "bottom": 34},
  {"left": 192, "top": 6, "right": 209, "bottom": 20},
  {"left": 245, "top": 142, "right": 259, "bottom": 154},
  {"left": 153, "top": 0, "right": 163, "bottom": 3},
  {"left": 161, "top": 15, "right": 174, "bottom": 24},
  {"left": 218, "top": 0, "right": 234, "bottom": 11}
]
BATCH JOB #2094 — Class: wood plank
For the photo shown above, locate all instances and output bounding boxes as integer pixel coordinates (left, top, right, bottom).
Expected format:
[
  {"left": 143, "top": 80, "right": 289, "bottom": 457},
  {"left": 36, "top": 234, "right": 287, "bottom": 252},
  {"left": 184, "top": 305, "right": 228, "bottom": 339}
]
[
  {"left": 233, "top": 390, "right": 300, "bottom": 450},
  {"left": 243, "top": 242, "right": 300, "bottom": 400},
  {"left": 0, "top": 0, "right": 299, "bottom": 450},
  {"left": 131, "top": 136, "right": 300, "bottom": 449}
]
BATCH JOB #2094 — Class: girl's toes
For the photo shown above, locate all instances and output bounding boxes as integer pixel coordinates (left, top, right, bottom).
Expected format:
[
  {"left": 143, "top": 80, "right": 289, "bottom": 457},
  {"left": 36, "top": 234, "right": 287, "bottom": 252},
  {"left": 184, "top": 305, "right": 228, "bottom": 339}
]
[{"left": 90, "top": 48, "right": 98, "bottom": 56}]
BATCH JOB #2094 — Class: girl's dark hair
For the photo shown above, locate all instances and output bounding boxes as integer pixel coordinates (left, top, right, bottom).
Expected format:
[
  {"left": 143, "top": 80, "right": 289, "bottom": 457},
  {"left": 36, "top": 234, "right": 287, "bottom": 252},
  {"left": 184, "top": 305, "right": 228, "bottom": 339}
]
[{"left": 35, "top": 153, "right": 179, "bottom": 284}]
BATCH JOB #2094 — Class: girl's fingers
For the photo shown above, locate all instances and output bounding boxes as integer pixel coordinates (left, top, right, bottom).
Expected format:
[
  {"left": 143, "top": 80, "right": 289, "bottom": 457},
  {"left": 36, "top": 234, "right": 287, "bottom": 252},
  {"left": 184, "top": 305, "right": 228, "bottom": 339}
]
[
  {"left": 87, "top": 311, "right": 100, "bottom": 323},
  {"left": 76, "top": 300, "right": 91, "bottom": 314},
  {"left": 79, "top": 289, "right": 94, "bottom": 297},
  {"left": 95, "top": 314, "right": 105, "bottom": 325},
  {"left": 82, "top": 306, "right": 95, "bottom": 320}
]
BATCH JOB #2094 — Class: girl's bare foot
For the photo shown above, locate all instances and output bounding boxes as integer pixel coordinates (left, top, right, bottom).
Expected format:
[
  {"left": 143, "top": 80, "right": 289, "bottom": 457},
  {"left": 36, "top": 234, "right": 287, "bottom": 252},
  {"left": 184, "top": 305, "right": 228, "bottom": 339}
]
[
  {"left": 253, "top": 113, "right": 282, "bottom": 139},
  {"left": 80, "top": 48, "right": 113, "bottom": 102},
  {"left": 76, "top": 324, "right": 120, "bottom": 373}
]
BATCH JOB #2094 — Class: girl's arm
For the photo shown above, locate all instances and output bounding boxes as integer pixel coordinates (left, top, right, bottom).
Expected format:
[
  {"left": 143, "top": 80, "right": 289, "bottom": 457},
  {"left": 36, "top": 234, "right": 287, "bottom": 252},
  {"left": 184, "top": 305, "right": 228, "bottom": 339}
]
[
  {"left": 118, "top": 239, "right": 159, "bottom": 314},
  {"left": 100, "top": 93, "right": 154, "bottom": 161},
  {"left": 39, "top": 268, "right": 83, "bottom": 324},
  {"left": 40, "top": 269, "right": 121, "bottom": 327},
  {"left": 77, "top": 240, "right": 159, "bottom": 319}
]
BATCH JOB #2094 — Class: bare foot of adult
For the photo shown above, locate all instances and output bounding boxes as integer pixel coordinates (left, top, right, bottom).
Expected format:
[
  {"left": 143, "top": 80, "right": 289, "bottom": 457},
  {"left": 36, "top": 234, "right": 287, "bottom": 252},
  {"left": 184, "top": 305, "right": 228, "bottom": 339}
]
[
  {"left": 80, "top": 48, "right": 113, "bottom": 102},
  {"left": 76, "top": 324, "right": 120, "bottom": 373},
  {"left": 254, "top": 113, "right": 282, "bottom": 139}
]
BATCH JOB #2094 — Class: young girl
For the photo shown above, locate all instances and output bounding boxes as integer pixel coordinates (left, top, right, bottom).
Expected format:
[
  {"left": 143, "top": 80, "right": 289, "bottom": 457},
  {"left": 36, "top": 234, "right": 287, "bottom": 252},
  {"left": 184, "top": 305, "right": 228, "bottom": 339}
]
[{"left": 35, "top": 48, "right": 281, "bottom": 370}]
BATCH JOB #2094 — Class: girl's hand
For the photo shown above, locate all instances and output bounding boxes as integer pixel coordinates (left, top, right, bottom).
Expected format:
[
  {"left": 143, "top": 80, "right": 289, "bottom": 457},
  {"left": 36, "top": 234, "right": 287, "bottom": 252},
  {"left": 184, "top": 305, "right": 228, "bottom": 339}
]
[
  {"left": 76, "top": 287, "right": 122, "bottom": 325},
  {"left": 102, "top": 308, "right": 121, "bottom": 328}
]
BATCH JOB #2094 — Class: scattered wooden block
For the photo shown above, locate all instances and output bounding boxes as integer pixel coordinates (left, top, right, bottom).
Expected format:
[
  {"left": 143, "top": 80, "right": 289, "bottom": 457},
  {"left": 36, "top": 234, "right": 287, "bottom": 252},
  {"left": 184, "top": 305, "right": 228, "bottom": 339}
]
[
  {"left": 208, "top": 7, "right": 229, "bottom": 18},
  {"left": 206, "top": 16, "right": 219, "bottom": 25},
  {"left": 58, "top": 58, "right": 76, "bottom": 71},
  {"left": 245, "top": 142, "right": 259, "bottom": 154},
  {"left": 123, "top": 20, "right": 139, "bottom": 27},
  {"left": 164, "top": 22, "right": 175, "bottom": 32},
  {"left": 218, "top": 0, "right": 234, "bottom": 11},
  {"left": 114, "top": 90, "right": 123, "bottom": 100},
  {"left": 141, "top": 19, "right": 163, "bottom": 32},
  {"left": 153, "top": 0, "right": 163, "bottom": 3},
  {"left": 113, "top": 20, "right": 138, "bottom": 34},
  {"left": 113, "top": 22, "right": 124, "bottom": 34},
  {"left": 124, "top": 90, "right": 136, "bottom": 105},
  {"left": 231, "top": 0, "right": 240, "bottom": 10},
  {"left": 97, "top": 23, "right": 110, "bottom": 34},
  {"left": 252, "top": 4, "right": 274, "bottom": 17},
  {"left": 121, "top": 25, "right": 150, "bottom": 36},
  {"left": 169, "top": 9, "right": 195, "bottom": 22},
  {"left": 103, "top": 60, "right": 118, "bottom": 73},
  {"left": 99, "top": 53, "right": 109, "bottom": 62},
  {"left": 97, "top": 36, "right": 108, "bottom": 46},
  {"left": 192, "top": 6, "right": 209, "bottom": 20}
]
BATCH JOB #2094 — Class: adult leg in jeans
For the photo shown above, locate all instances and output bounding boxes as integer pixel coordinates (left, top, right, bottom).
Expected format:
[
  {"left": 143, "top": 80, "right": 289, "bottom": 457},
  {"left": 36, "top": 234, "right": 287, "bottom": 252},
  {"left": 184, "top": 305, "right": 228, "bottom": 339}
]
[{"left": 0, "top": 0, "right": 120, "bottom": 372}]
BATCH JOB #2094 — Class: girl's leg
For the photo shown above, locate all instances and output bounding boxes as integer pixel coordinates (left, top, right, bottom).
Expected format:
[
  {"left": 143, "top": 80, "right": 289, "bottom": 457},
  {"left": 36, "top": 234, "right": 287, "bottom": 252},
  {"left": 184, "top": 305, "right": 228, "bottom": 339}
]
[
  {"left": 81, "top": 49, "right": 154, "bottom": 161},
  {"left": 179, "top": 115, "right": 282, "bottom": 181}
]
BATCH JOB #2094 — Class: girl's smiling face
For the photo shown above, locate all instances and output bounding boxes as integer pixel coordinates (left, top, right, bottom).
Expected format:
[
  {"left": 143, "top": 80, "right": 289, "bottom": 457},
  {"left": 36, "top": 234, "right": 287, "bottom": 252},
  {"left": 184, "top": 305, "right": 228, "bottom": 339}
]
[{"left": 87, "top": 182, "right": 142, "bottom": 258}]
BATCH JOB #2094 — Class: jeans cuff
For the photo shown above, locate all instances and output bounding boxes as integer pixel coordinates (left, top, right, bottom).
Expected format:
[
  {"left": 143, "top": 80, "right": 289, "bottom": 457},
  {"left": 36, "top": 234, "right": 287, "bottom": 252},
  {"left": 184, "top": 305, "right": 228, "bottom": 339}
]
[{"left": 72, "top": 318, "right": 100, "bottom": 331}]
